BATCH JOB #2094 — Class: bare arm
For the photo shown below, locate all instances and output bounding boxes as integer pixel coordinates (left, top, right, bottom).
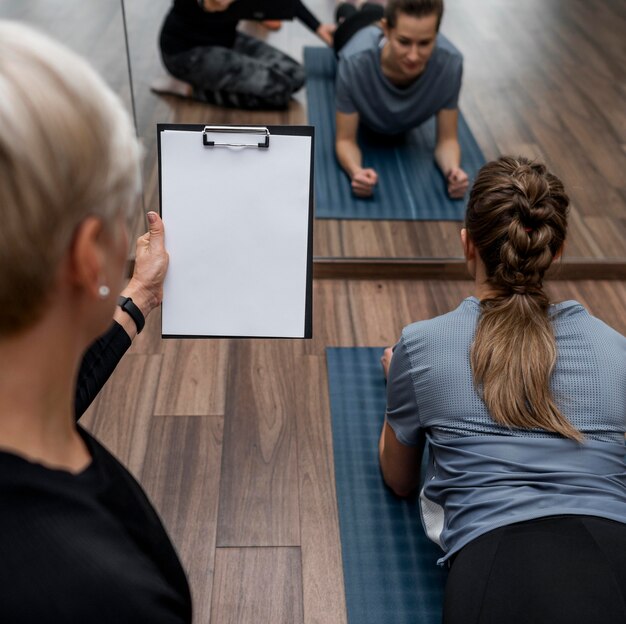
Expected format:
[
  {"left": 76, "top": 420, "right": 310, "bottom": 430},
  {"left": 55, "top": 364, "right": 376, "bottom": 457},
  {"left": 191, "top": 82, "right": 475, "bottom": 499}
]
[
  {"left": 335, "top": 111, "right": 378, "bottom": 197},
  {"left": 378, "top": 421, "right": 422, "bottom": 497},
  {"left": 435, "top": 108, "right": 468, "bottom": 198},
  {"left": 378, "top": 346, "right": 422, "bottom": 497}
]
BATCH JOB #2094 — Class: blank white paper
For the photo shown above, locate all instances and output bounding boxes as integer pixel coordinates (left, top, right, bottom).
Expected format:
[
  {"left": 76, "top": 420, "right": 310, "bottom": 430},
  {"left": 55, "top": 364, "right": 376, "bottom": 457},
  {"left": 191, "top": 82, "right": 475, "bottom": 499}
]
[{"left": 160, "top": 129, "right": 312, "bottom": 337}]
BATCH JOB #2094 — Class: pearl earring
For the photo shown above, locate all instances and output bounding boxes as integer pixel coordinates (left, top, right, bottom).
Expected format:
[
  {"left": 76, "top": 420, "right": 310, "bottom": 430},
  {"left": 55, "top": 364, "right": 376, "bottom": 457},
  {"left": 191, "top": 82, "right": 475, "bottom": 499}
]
[{"left": 98, "top": 285, "right": 110, "bottom": 299}]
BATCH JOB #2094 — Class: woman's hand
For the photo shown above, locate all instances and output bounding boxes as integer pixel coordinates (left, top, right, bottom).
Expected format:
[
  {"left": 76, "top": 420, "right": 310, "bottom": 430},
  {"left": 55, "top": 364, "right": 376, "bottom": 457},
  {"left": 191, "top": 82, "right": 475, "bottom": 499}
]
[
  {"left": 447, "top": 166, "right": 469, "bottom": 198},
  {"left": 380, "top": 347, "right": 393, "bottom": 380},
  {"left": 122, "top": 212, "right": 169, "bottom": 318},
  {"left": 316, "top": 23, "right": 336, "bottom": 46},
  {"left": 351, "top": 167, "right": 378, "bottom": 197}
]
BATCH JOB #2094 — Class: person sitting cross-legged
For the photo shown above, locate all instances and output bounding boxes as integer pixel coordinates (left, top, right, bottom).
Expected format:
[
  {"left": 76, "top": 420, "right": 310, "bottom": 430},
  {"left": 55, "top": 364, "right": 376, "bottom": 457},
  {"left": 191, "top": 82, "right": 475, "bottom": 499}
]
[{"left": 157, "top": 0, "right": 335, "bottom": 109}]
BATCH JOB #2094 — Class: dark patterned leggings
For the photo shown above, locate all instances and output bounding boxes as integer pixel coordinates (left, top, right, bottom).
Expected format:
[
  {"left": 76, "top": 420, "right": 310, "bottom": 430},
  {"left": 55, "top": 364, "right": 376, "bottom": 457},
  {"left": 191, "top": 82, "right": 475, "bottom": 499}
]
[{"left": 162, "top": 32, "right": 305, "bottom": 110}]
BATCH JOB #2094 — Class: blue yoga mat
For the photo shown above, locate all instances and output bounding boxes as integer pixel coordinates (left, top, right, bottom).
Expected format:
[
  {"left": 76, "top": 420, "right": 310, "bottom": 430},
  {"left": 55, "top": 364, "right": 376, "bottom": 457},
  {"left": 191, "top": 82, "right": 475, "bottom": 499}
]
[
  {"left": 326, "top": 347, "right": 447, "bottom": 624},
  {"left": 305, "top": 46, "right": 486, "bottom": 220}
]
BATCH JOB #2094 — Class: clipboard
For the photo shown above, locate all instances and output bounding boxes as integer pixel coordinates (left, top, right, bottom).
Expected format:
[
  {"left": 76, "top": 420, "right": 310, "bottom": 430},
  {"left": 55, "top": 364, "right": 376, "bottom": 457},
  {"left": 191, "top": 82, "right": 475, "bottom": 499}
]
[{"left": 157, "top": 124, "right": 314, "bottom": 339}]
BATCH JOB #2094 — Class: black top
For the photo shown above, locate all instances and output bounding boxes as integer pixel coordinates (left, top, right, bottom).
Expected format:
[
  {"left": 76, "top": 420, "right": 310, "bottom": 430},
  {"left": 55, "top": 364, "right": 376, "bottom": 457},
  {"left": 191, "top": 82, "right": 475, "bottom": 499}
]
[
  {"left": 160, "top": 0, "right": 321, "bottom": 55},
  {"left": 0, "top": 322, "right": 193, "bottom": 623}
]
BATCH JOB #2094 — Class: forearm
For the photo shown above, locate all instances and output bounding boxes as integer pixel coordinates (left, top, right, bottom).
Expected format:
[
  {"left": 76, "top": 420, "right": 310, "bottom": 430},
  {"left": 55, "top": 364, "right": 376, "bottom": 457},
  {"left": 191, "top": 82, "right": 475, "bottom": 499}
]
[
  {"left": 378, "top": 422, "right": 386, "bottom": 464},
  {"left": 115, "top": 277, "right": 159, "bottom": 340},
  {"left": 434, "top": 138, "right": 461, "bottom": 176},
  {"left": 75, "top": 211, "right": 167, "bottom": 419},
  {"left": 294, "top": 0, "right": 321, "bottom": 32},
  {"left": 75, "top": 285, "right": 143, "bottom": 418},
  {"left": 74, "top": 321, "right": 132, "bottom": 419},
  {"left": 335, "top": 138, "right": 363, "bottom": 178},
  {"left": 378, "top": 420, "right": 420, "bottom": 498},
  {"left": 75, "top": 277, "right": 159, "bottom": 418}
]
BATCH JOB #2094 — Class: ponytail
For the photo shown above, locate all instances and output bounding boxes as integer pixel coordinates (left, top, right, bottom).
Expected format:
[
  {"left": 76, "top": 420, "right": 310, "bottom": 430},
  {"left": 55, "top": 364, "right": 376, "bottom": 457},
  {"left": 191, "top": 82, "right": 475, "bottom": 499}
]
[{"left": 466, "top": 156, "right": 581, "bottom": 441}]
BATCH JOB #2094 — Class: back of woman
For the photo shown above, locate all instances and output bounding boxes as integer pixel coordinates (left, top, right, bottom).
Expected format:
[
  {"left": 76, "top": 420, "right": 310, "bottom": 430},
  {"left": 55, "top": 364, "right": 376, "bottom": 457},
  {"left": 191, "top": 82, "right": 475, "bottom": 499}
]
[{"left": 383, "top": 157, "right": 626, "bottom": 623}]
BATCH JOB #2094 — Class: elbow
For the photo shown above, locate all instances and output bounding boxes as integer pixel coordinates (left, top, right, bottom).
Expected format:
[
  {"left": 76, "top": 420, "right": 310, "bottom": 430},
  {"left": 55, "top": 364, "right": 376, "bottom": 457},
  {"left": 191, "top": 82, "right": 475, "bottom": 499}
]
[
  {"left": 380, "top": 462, "right": 417, "bottom": 498},
  {"left": 385, "top": 479, "right": 416, "bottom": 499}
]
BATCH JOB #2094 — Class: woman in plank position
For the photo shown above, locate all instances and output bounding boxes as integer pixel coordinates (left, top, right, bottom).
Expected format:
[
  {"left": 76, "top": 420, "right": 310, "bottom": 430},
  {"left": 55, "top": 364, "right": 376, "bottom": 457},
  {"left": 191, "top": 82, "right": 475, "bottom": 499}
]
[
  {"left": 334, "top": 0, "right": 468, "bottom": 198},
  {"left": 380, "top": 156, "right": 626, "bottom": 623}
]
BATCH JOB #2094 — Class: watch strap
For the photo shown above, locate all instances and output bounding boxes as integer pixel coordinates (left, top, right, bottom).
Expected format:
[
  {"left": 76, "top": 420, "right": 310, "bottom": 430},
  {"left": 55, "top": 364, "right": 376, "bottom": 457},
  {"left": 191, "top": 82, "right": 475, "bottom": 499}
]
[{"left": 117, "top": 296, "right": 145, "bottom": 334}]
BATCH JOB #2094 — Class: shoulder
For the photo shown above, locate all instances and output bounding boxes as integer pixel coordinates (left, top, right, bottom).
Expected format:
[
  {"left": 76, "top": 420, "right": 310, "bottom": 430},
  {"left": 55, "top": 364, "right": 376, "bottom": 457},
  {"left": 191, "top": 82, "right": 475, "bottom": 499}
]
[
  {"left": 336, "top": 31, "right": 380, "bottom": 100},
  {"left": 339, "top": 25, "right": 383, "bottom": 62},
  {"left": 434, "top": 33, "right": 463, "bottom": 63},
  {"left": 429, "top": 33, "right": 463, "bottom": 75},
  {"left": 551, "top": 300, "right": 626, "bottom": 347},
  {"left": 401, "top": 298, "right": 480, "bottom": 349}
]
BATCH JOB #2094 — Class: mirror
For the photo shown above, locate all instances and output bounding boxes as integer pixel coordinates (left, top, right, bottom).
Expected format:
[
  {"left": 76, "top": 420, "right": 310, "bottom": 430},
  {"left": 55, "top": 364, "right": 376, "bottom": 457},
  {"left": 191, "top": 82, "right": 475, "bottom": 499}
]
[
  {"left": 124, "top": 0, "right": 624, "bottom": 266},
  {"left": 1, "top": 1, "right": 134, "bottom": 131}
]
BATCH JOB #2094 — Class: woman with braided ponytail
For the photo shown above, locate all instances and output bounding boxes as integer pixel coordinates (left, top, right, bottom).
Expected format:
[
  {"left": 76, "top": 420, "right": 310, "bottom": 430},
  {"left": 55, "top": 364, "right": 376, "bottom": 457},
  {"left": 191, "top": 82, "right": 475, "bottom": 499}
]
[{"left": 379, "top": 156, "right": 626, "bottom": 623}]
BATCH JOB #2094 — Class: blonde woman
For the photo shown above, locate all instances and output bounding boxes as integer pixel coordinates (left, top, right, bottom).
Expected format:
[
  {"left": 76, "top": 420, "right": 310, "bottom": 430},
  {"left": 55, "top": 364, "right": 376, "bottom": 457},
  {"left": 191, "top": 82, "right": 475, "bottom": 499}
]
[
  {"left": 380, "top": 157, "right": 626, "bottom": 623},
  {"left": 0, "top": 22, "right": 190, "bottom": 622}
]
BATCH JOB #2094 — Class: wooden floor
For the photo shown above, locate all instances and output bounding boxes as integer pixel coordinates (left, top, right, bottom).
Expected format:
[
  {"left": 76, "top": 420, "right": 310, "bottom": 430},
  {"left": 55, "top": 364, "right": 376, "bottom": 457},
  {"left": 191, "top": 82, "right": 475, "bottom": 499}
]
[
  {"left": 3, "top": 2, "right": 626, "bottom": 623},
  {"left": 77, "top": 278, "right": 626, "bottom": 623}
]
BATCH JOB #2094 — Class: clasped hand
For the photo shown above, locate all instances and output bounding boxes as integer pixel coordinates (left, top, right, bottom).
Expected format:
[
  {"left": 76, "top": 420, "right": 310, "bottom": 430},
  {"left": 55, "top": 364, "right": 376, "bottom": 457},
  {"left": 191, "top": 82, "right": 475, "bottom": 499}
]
[
  {"left": 351, "top": 167, "right": 378, "bottom": 197},
  {"left": 446, "top": 166, "right": 469, "bottom": 198},
  {"left": 123, "top": 212, "right": 169, "bottom": 317}
]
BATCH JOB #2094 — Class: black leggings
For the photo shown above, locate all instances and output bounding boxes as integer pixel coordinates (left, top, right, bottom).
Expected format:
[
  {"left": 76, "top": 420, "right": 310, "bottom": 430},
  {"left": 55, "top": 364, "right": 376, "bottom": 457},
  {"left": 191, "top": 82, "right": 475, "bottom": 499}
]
[
  {"left": 333, "top": 2, "right": 385, "bottom": 55},
  {"left": 444, "top": 515, "right": 626, "bottom": 624},
  {"left": 161, "top": 32, "right": 305, "bottom": 110}
]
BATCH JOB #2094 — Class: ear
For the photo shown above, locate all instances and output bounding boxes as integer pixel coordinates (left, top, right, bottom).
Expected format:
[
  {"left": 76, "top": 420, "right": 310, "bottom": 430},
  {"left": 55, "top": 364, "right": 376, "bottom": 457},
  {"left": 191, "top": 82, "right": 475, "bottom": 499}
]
[
  {"left": 460, "top": 228, "right": 475, "bottom": 261},
  {"left": 381, "top": 18, "right": 390, "bottom": 38},
  {"left": 461, "top": 228, "right": 478, "bottom": 279},
  {"left": 68, "top": 217, "right": 107, "bottom": 300}
]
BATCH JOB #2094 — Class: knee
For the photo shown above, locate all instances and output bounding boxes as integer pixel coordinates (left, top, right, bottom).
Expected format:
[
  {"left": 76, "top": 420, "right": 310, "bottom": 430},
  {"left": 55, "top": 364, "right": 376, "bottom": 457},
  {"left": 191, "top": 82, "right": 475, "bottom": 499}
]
[
  {"left": 290, "top": 64, "right": 306, "bottom": 93},
  {"left": 336, "top": 3, "right": 357, "bottom": 23},
  {"left": 268, "top": 63, "right": 305, "bottom": 98}
]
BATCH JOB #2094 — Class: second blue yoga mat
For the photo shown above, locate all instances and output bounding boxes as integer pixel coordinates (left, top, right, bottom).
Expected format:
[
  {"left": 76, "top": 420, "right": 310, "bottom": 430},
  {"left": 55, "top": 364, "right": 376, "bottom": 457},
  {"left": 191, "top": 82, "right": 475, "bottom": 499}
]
[
  {"left": 305, "top": 46, "right": 486, "bottom": 220},
  {"left": 326, "top": 347, "right": 447, "bottom": 624}
]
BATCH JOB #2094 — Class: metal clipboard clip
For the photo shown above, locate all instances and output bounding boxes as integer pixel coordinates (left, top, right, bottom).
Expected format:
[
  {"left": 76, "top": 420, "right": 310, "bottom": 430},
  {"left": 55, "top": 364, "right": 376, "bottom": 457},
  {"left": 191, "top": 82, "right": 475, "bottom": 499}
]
[{"left": 202, "top": 125, "right": 270, "bottom": 149}]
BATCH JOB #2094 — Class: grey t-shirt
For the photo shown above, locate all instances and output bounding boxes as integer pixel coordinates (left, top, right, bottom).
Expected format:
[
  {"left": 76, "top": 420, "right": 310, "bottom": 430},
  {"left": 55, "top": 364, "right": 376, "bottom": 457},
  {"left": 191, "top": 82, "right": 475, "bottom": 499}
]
[
  {"left": 386, "top": 297, "right": 626, "bottom": 563},
  {"left": 336, "top": 26, "right": 463, "bottom": 135}
]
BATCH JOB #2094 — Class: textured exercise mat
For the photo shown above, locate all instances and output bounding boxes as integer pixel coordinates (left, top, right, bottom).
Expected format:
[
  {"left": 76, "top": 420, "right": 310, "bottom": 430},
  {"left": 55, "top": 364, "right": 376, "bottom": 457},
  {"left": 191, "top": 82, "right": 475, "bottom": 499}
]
[
  {"left": 305, "top": 46, "right": 485, "bottom": 220},
  {"left": 326, "top": 347, "right": 447, "bottom": 624}
]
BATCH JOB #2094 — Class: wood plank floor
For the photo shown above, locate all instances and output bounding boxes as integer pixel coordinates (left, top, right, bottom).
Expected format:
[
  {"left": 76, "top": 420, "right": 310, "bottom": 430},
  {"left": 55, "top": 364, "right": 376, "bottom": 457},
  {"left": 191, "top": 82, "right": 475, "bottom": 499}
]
[{"left": 79, "top": 278, "right": 626, "bottom": 623}]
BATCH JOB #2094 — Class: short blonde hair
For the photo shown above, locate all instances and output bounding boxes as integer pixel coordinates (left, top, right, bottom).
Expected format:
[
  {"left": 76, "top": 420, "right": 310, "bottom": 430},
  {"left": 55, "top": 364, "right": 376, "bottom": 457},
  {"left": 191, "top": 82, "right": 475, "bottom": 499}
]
[{"left": 0, "top": 21, "right": 142, "bottom": 335}]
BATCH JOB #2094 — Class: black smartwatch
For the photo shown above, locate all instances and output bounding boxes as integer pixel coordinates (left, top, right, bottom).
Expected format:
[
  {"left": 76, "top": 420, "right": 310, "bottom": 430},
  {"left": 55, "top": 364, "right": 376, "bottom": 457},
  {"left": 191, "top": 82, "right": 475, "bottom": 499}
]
[{"left": 117, "top": 296, "right": 145, "bottom": 334}]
